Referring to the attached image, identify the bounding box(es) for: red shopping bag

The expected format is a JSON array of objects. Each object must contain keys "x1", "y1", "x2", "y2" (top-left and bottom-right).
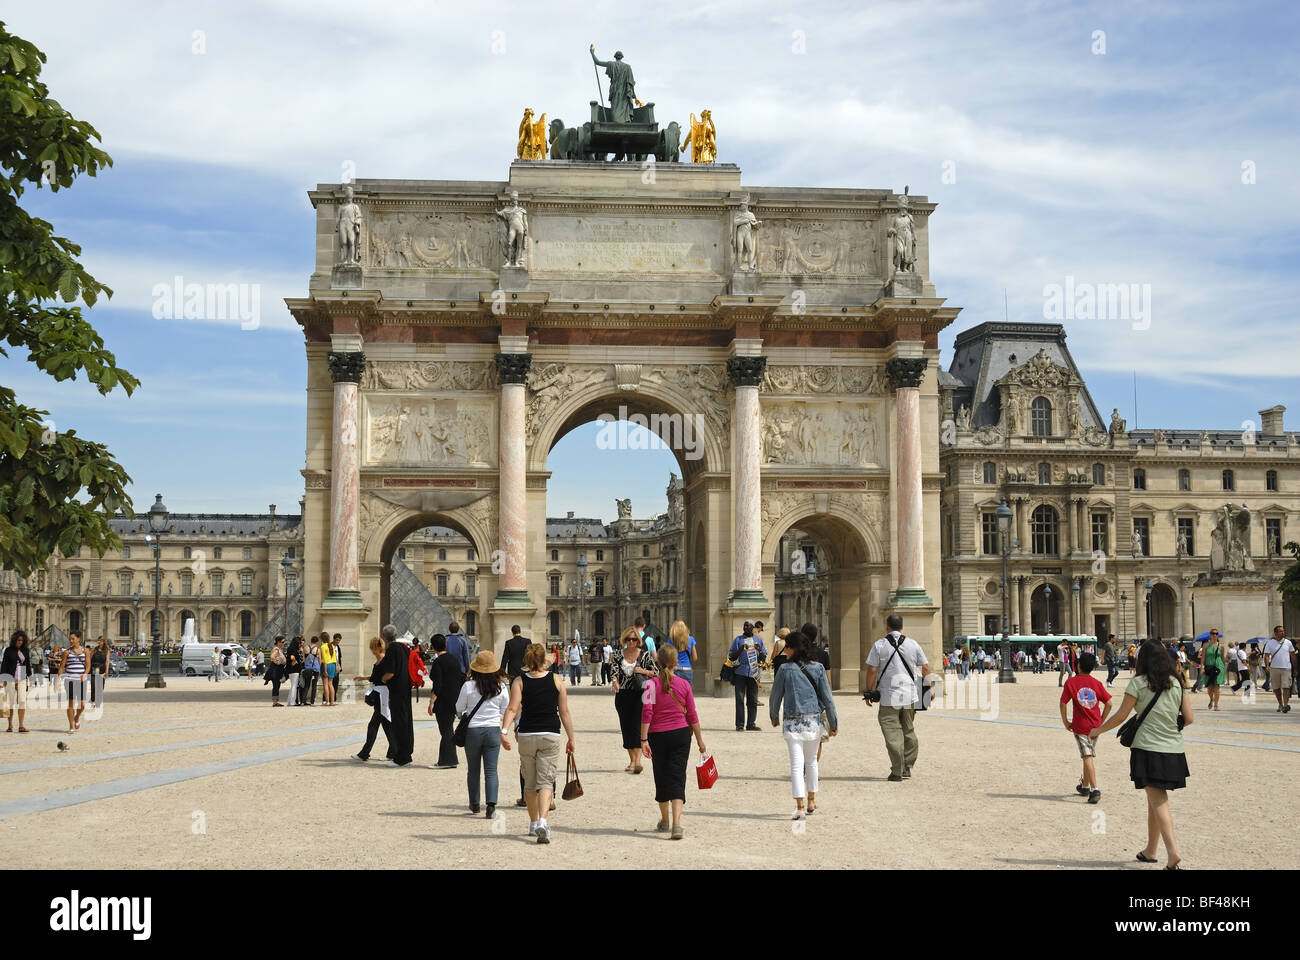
[{"x1": 695, "y1": 753, "x2": 718, "y2": 790}]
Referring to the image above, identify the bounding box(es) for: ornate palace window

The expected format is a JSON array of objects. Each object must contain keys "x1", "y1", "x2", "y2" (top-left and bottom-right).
[
  {"x1": 1031, "y1": 505, "x2": 1059, "y2": 556},
  {"x1": 1031, "y1": 396, "x2": 1052, "y2": 437}
]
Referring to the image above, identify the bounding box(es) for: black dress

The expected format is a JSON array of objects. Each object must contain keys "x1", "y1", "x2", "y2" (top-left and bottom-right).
[
  {"x1": 613, "y1": 653, "x2": 655, "y2": 750},
  {"x1": 381, "y1": 642, "x2": 414, "y2": 764}
]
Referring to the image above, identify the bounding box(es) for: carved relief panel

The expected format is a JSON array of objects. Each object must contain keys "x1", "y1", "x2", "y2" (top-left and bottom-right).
[
  {"x1": 761, "y1": 401, "x2": 885, "y2": 468},
  {"x1": 367, "y1": 211, "x2": 498, "y2": 271},
  {"x1": 757, "y1": 219, "x2": 879, "y2": 277},
  {"x1": 365, "y1": 397, "x2": 497, "y2": 467}
]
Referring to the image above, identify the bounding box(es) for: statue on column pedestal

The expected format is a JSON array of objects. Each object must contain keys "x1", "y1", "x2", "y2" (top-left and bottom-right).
[
  {"x1": 495, "y1": 190, "x2": 529, "y2": 268},
  {"x1": 732, "y1": 195, "x2": 762, "y2": 273},
  {"x1": 336, "y1": 184, "x2": 362, "y2": 265}
]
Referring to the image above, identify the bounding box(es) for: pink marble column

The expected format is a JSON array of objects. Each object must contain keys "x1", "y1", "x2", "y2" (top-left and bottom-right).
[
  {"x1": 325, "y1": 350, "x2": 365, "y2": 603},
  {"x1": 495, "y1": 353, "x2": 532, "y2": 598},
  {"x1": 727, "y1": 355, "x2": 766, "y2": 599},
  {"x1": 887, "y1": 356, "x2": 928, "y2": 599}
]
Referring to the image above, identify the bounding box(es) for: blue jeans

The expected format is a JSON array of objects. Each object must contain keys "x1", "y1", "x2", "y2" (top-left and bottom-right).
[
  {"x1": 677, "y1": 668, "x2": 694, "y2": 687},
  {"x1": 464, "y1": 726, "x2": 501, "y2": 807},
  {"x1": 568, "y1": 665, "x2": 582, "y2": 685}
]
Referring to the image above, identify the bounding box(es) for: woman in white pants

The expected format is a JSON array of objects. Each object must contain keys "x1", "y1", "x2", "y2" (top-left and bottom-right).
[{"x1": 768, "y1": 631, "x2": 837, "y2": 819}]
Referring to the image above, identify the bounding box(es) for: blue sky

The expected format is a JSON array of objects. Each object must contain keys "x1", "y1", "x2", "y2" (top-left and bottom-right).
[{"x1": 3, "y1": 0, "x2": 1297, "y2": 522}]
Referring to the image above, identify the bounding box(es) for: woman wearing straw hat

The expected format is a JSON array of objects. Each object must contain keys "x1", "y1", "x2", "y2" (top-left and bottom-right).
[{"x1": 457, "y1": 649, "x2": 512, "y2": 818}]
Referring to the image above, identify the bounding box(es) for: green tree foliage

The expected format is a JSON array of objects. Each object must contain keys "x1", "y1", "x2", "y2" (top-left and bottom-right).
[{"x1": 0, "y1": 22, "x2": 137, "y2": 576}]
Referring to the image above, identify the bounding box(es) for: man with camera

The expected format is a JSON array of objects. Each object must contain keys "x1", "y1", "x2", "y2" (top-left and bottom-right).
[{"x1": 863, "y1": 613, "x2": 932, "y2": 782}]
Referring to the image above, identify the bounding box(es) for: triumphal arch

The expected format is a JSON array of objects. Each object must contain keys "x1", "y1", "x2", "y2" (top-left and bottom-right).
[{"x1": 289, "y1": 105, "x2": 958, "y2": 690}]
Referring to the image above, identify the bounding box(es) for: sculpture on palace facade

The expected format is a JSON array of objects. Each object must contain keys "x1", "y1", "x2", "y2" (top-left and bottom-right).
[
  {"x1": 495, "y1": 190, "x2": 529, "y2": 267},
  {"x1": 1130, "y1": 527, "x2": 1144, "y2": 559},
  {"x1": 516, "y1": 108, "x2": 548, "y2": 160},
  {"x1": 955, "y1": 404, "x2": 972, "y2": 431},
  {"x1": 616, "y1": 498, "x2": 632, "y2": 520},
  {"x1": 681, "y1": 110, "x2": 716, "y2": 163},
  {"x1": 336, "y1": 184, "x2": 363, "y2": 265},
  {"x1": 1066, "y1": 397, "x2": 1081, "y2": 435},
  {"x1": 1209, "y1": 503, "x2": 1255, "y2": 575},
  {"x1": 732, "y1": 195, "x2": 762, "y2": 273},
  {"x1": 590, "y1": 46, "x2": 639, "y2": 123},
  {"x1": 887, "y1": 187, "x2": 917, "y2": 275},
  {"x1": 1109, "y1": 407, "x2": 1127, "y2": 436}
]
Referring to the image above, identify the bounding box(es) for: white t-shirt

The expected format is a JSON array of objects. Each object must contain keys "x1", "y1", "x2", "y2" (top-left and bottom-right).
[
  {"x1": 566, "y1": 645, "x2": 583, "y2": 665},
  {"x1": 865, "y1": 633, "x2": 928, "y2": 708},
  {"x1": 1037, "y1": 647, "x2": 1045, "y2": 661},
  {"x1": 454, "y1": 679, "x2": 511, "y2": 728},
  {"x1": 1236, "y1": 647, "x2": 1248, "y2": 668},
  {"x1": 602, "y1": 644, "x2": 613, "y2": 663},
  {"x1": 1265, "y1": 637, "x2": 1295, "y2": 669}
]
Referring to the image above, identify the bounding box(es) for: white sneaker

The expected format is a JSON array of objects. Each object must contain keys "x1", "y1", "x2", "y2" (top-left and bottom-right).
[{"x1": 528, "y1": 821, "x2": 538, "y2": 837}]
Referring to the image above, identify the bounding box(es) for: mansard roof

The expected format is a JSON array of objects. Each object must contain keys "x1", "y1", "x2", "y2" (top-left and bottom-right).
[{"x1": 947, "y1": 321, "x2": 1103, "y2": 431}]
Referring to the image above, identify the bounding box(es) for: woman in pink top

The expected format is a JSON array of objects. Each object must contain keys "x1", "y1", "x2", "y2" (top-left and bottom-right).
[{"x1": 640, "y1": 644, "x2": 707, "y2": 840}]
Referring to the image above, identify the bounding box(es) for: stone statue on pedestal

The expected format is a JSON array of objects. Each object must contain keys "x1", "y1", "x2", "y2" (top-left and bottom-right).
[
  {"x1": 732, "y1": 196, "x2": 761, "y2": 273},
  {"x1": 336, "y1": 185, "x2": 362, "y2": 265},
  {"x1": 1209, "y1": 503, "x2": 1254, "y2": 576},
  {"x1": 616, "y1": 498, "x2": 632, "y2": 520},
  {"x1": 495, "y1": 190, "x2": 529, "y2": 267},
  {"x1": 887, "y1": 187, "x2": 917, "y2": 276},
  {"x1": 1109, "y1": 408, "x2": 1127, "y2": 436}
]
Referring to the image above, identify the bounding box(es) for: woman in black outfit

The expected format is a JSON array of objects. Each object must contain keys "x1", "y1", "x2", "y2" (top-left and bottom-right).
[
  {"x1": 284, "y1": 636, "x2": 304, "y2": 707},
  {"x1": 353, "y1": 636, "x2": 391, "y2": 761},
  {"x1": 610, "y1": 627, "x2": 658, "y2": 774}
]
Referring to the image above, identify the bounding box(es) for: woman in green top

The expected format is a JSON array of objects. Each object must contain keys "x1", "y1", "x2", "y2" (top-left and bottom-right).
[
  {"x1": 1199, "y1": 629, "x2": 1225, "y2": 711},
  {"x1": 1092, "y1": 640, "x2": 1195, "y2": 870}
]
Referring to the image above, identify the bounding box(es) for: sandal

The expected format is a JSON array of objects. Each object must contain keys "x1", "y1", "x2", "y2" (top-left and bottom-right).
[
  {"x1": 17, "y1": 728, "x2": 28, "y2": 733},
  {"x1": 632, "y1": 766, "x2": 644, "y2": 774},
  {"x1": 1135, "y1": 851, "x2": 1158, "y2": 863},
  {"x1": 1164, "y1": 861, "x2": 1182, "y2": 870}
]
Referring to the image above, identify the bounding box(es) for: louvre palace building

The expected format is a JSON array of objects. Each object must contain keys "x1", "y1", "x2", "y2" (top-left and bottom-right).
[{"x1": 3, "y1": 320, "x2": 1296, "y2": 654}]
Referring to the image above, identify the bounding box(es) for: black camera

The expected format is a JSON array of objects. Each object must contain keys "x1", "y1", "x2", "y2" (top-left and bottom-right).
[{"x1": 862, "y1": 688, "x2": 881, "y2": 703}]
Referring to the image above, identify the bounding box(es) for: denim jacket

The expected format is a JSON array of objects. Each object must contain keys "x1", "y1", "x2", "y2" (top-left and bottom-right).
[{"x1": 769, "y1": 659, "x2": 837, "y2": 731}]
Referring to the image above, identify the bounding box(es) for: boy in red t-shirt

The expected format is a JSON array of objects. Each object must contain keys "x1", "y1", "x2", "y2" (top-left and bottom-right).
[{"x1": 1059, "y1": 652, "x2": 1112, "y2": 803}]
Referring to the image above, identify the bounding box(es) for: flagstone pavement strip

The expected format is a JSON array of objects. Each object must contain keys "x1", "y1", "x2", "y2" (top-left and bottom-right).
[{"x1": 932, "y1": 712, "x2": 1300, "y2": 753}]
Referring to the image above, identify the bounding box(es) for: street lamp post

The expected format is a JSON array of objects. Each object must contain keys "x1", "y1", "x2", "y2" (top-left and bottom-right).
[
  {"x1": 1120, "y1": 592, "x2": 1128, "y2": 648},
  {"x1": 1144, "y1": 577, "x2": 1154, "y2": 641},
  {"x1": 144, "y1": 494, "x2": 168, "y2": 688},
  {"x1": 1044, "y1": 582, "x2": 1054, "y2": 636},
  {"x1": 996, "y1": 499, "x2": 1016, "y2": 683},
  {"x1": 576, "y1": 554, "x2": 588, "y2": 640},
  {"x1": 280, "y1": 552, "x2": 293, "y2": 636},
  {"x1": 132, "y1": 589, "x2": 140, "y2": 655},
  {"x1": 1072, "y1": 577, "x2": 1082, "y2": 637}
]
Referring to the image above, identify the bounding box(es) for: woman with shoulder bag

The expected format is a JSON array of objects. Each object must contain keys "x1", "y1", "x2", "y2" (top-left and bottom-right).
[
  {"x1": 640, "y1": 643, "x2": 706, "y2": 840},
  {"x1": 456, "y1": 651, "x2": 512, "y2": 817},
  {"x1": 501, "y1": 643, "x2": 576, "y2": 845},
  {"x1": 769, "y1": 630, "x2": 838, "y2": 819},
  {"x1": 268, "y1": 636, "x2": 287, "y2": 707},
  {"x1": 611, "y1": 627, "x2": 657, "y2": 774},
  {"x1": 1091, "y1": 640, "x2": 1194, "y2": 870}
]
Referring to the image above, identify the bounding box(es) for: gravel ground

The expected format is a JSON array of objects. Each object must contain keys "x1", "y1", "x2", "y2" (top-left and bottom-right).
[{"x1": 0, "y1": 671, "x2": 1293, "y2": 869}]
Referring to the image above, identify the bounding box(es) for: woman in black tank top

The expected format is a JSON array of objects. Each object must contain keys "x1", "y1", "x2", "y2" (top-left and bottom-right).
[{"x1": 502, "y1": 643, "x2": 576, "y2": 845}]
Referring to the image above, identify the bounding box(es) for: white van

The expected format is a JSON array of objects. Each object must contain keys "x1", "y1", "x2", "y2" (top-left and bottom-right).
[{"x1": 180, "y1": 642, "x2": 250, "y2": 676}]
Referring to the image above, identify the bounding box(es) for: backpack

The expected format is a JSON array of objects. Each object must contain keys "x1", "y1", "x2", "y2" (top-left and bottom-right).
[{"x1": 408, "y1": 646, "x2": 427, "y2": 687}]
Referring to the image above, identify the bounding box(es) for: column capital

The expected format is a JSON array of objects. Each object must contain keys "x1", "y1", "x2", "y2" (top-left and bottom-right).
[
  {"x1": 495, "y1": 352, "x2": 533, "y2": 384},
  {"x1": 726, "y1": 355, "x2": 767, "y2": 387},
  {"x1": 326, "y1": 351, "x2": 366, "y2": 383},
  {"x1": 886, "y1": 356, "x2": 928, "y2": 389}
]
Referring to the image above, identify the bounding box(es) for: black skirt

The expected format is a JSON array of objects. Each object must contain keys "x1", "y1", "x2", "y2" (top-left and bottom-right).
[
  {"x1": 647, "y1": 725, "x2": 692, "y2": 803},
  {"x1": 1130, "y1": 748, "x2": 1189, "y2": 791},
  {"x1": 615, "y1": 685, "x2": 643, "y2": 750}
]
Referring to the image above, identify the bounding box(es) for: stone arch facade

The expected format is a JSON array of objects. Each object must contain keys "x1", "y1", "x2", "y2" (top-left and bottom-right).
[{"x1": 291, "y1": 162, "x2": 955, "y2": 687}]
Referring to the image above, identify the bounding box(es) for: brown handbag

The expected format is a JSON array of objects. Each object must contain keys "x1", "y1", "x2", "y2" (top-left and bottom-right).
[{"x1": 561, "y1": 753, "x2": 584, "y2": 800}]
